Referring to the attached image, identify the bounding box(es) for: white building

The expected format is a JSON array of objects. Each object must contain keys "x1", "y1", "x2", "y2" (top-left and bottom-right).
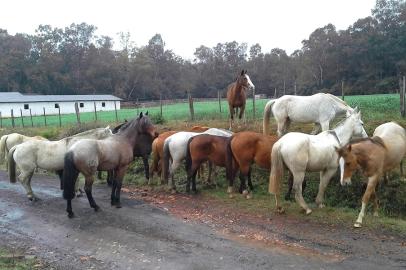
[{"x1": 0, "y1": 92, "x2": 121, "y2": 117}]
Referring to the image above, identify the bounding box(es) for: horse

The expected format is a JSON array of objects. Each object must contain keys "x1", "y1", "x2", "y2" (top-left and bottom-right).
[
  {"x1": 0, "y1": 133, "x2": 48, "y2": 169},
  {"x1": 149, "y1": 126, "x2": 211, "y2": 185},
  {"x1": 162, "y1": 128, "x2": 233, "y2": 192},
  {"x1": 269, "y1": 109, "x2": 367, "y2": 215},
  {"x1": 63, "y1": 112, "x2": 158, "y2": 218},
  {"x1": 8, "y1": 127, "x2": 112, "y2": 201},
  {"x1": 336, "y1": 122, "x2": 406, "y2": 228},
  {"x1": 263, "y1": 93, "x2": 355, "y2": 137},
  {"x1": 185, "y1": 134, "x2": 233, "y2": 193},
  {"x1": 226, "y1": 70, "x2": 255, "y2": 130}
]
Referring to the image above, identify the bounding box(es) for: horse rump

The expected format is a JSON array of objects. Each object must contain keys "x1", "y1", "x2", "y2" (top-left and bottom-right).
[{"x1": 63, "y1": 151, "x2": 80, "y2": 200}]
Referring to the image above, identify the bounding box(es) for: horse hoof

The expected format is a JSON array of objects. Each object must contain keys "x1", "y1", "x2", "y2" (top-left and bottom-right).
[
  {"x1": 94, "y1": 205, "x2": 100, "y2": 212},
  {"x1": 305, "y1": 209, "x2": 312, "y2": 215},
  {"x1": 229, "y1": 194, "x2": 234, "y2": 199},
  {"x1": 68, "y1": 212, "x2": 75, "y2": 219},
  {"x1": 276, "y1": 207, "x2": 285, "y2": 214},
  {"x1": 227, "y1": 187, "x2": 233, "y2": 194},
  {"x1": 354, "y1": 222, "x2": 362, "y2": 228},
  {"x1": 245, "y1": 193, "x2": 252, "y2": 200},
  {"x1": 318, "y1": 203, "x2": 325, "y2": 209},
  {"x1": 242, "y1": 190, "x2": 249, "y2": 196},
  {"x1": 115, "y1": 203, "x2": 122, "y2": 208}
]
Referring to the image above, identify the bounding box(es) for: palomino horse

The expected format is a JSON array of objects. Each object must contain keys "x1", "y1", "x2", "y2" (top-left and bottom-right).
[
  {"x1": 263, "y1": 93, "x2": 355, "y2": 137},
  {"x1": 185, "y1": 134, "x2": 233, "y2": 193},
  {"x1": 8, "y1": 127, "x2": 112, "y2": 200},
  {"x1": 162, "y1": 128, "x2": 233, "y2": 192},
  {"x1": 337, "y1": 122, "x2": 406, "y2": 228},
  {"x1": 63, "y1": 113, "x2": 158, "y2": 218},
  {"x1": 149, "y1": 126, "x2": 210, "y2": 185},
  {"x1": 0, "y1": 133, "x2": 48, "y2": 169},
  {"x1": 225, "y1": 131, "x2": 306, "y2": 199},
  {"x1": 269, "y1": 109, "x2": 368, "y2": 214},
  {"x1": 226, "y1": 70, "x2": 255, "y2": 129}
]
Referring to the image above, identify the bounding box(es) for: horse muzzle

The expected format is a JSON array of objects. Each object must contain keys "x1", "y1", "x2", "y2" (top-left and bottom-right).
[{"x1": 340, "y1": 177, "x2": 352, "y2": 186}]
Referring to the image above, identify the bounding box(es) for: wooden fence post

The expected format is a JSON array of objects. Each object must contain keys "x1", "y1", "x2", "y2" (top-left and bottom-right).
[
  {"x1": 294, "y1": 81, "x2": 297, "y2": 95},
  {"x1": 114, "y1": 101, "x2": 118, "y2": 123},
  {"x1": 341, "y1": 80, "x2": 345, "y2": 101},
  {"x1": 252, "y1": 87, "x2": 256, "y2": 119},
  {"x1": 136, "y1": 98, "x2": 139, "y2": 115},
  {"x1": 43, "y1": 107, "x2": 47, "y2": 126},
  {"x1": 29, "y1": 109, "x2": 33, "y2": 127},
  {"x1": 0, "y1": 111, "x2": 2, "y2": 128},
  {"x1": 58, "y1": 106, "x2": 62, "y2": 127},
  {"x1": 74, "y1": 102, "x2": 81, "y2": 125},
  {"x1": 218, "y1": 91, "x2": 222, "y2": 113},
  {"x1": 11, "y1": 109, "x2": 15, "y2": 128},
  {"x1": 188, "y1": 93, "x2": 195, "y2": 121},
  {"x1": 402, "y1": 76, "x2": 406, "y2": 118},
  {"x1": 274, "y1": 88, "x2": 277, "y2": 98},
  {"x1": 160, "y1": 94, "x2": 163, "y2": 117},
  {"x1": 20, "y1": 109, "x2": 24, "y2": 127},
  {"x1": 93, "y1": 102, "x2": 98, "y2": 121}
]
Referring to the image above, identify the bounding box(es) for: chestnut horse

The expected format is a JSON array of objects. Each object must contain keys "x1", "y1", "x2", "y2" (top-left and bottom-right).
[
  {"x1": 63, "y1": 112, "x2": 158, "y2": 218},
  {"x1": 336, "y1": 122, "x2": 406, "y2": 228},
  {"x1": 225, "y1": 131, "x2": 305, "y2": 199},
  {"x1": 226, "y1": 70, "x2": 255, "y2": 129},
  {"x1": 185, "y1": 134, "x2": 232, "y2": 193}
]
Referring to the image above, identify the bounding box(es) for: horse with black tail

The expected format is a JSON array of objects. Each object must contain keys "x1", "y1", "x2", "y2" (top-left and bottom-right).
[{"x1": 63, "y1": 112, "x2": 158, "y2": 218}]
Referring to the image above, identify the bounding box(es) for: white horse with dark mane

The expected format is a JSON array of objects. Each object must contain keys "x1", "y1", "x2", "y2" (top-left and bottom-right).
[
  {"x1": 268, "y1": 109, "x2": 367, "y2": 215},
  {"x1": 162, "y1": 128, "x2": 233, "y2": 191},
  {"x1": 8, "y1": 127, "x2": 112, "y2": 200},
  {"x1": 263, "y1": 93, "x2": 355, "y2": 137}
]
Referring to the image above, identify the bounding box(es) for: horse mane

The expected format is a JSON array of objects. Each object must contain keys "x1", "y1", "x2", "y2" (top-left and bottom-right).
[
  {"x1": 323, "y1": 93, "x2": 349, "y2": 106},
  {"x1": 69, "y1": 127, "x2": 106, "y2": 138},
  {"x1": 349, "y1": 136, "x2": 386, "y2": 148}
]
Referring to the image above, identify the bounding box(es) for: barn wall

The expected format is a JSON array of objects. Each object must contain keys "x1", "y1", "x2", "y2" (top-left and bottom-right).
[{"x1": 0, "y1": 100, "x2": 120, "y2": 117}]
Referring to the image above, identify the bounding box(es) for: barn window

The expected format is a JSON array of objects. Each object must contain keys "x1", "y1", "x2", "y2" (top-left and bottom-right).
[
  {"x1": 55, "y1": 103, "x2": 59, "y2": 108},
  {"x1": 24, "y1": 104, "x2": 29, "y2": 109},
  {"x1": 102, "y1": 102, "x2": 106, "y2": 107},
  {"x1": 80, "y1": 102, "x2": 84, "y2": 108}
]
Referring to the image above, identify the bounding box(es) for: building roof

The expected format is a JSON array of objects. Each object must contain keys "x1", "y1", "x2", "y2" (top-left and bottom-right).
[{"x1": 0, "y1": 92, "x2": 122, "y2": 103}]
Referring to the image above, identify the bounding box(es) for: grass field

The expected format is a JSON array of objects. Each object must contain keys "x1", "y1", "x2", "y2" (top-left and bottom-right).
[{"x1": 1, "y1": 93, "x2": 403, "y2": 128}]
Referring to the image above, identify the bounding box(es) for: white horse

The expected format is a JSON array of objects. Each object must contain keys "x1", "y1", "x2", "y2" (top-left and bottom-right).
[
  {"x1": 0, "y1": 133, "x2": 48, "y2": 169},
  {"x1": 269, "y1": 109, "x2": 367, "y2": 214},
  {"x1": 162, "y1": 128, "x2": 233, "y2": 191},
  {"x1": 8, "y1": 127, "x2": 112, "y2": 200},
  {"x1": 263, "y1": 93, "x2": 355, "y2": 137}
]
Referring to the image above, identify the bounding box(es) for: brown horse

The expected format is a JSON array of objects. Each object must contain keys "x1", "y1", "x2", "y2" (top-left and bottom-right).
[
  {"x1": 62, "y1": 112, "x2": 158, "y2": 218},
  {"x1": 336, "y1": 122, "x2": 406, "y2": 228},
  {"x1": 226, "y1": 131, "x2": 305, "y2": 199},
  {"x1": 226, "y1": 70, "x2": 255, "y2": 129},
  {"x1": 185, "y1": 134, "x2": 232, "y2": 193}
]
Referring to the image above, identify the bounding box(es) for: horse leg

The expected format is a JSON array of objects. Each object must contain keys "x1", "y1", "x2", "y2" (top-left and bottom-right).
[
  {"x1": 107, "y1": 170, "x2": 114, "y2": 187},
  {"x1": 371, "y1": 191, "x2": 379, "y2": 217},
  {"x1": 143, "y1": 156, "x2": 149, "y2": 184},
  {"x1": 20, "y1": 170, "x2": 36, "y2": 201},
  {"x1": 315, "y1": 168, "x2": 336, "y2": 208},
  {"x1": 74, "y1": 175, "x2": 84, "y2": 197},
  {"x1": 66, "y1": 199, "x2": 74, "y2": 218},
  {"x1": 56, "y1": 170, "x2": 64, "y2": 190},
  {"x1": 293, "y1": 172, "x2": 312, "y2": 215},
  {"x1": 84, "y1": 175, "x2": 99, "y2": 211},
  {"x1": 169, "y1": 159, "x2": 181, "y2": 193},
  {"x1": 354, "y1": 175, "x2": 379, "y2": 228},
  {"x1": 113, "y1": 168, "x2": 127, "y2": 208},
  {"x1": 239, "y1": 104, "x2": 246, "y2": 124},
  {"x1": 229, "y1": 106, "x2": 235, "y2": 130}
]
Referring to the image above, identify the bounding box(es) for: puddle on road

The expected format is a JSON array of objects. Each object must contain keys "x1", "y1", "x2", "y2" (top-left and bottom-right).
[{"x1": 0, "y1": 180, "x2": 61, "y2": 198}]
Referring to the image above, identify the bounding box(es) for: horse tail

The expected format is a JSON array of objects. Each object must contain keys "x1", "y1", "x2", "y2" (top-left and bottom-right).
[
  {"x1": 162, "y1": 139, "x2": 171, "y2": 182},
  {"x1": 225, "y1": 136, "x2": 236, "y2": 185},
  {"x1": 0, "y1": 135, "x2": 8, "y2": 163},
  {"x1": 269, "y1": 141, "x2": 284, "y2": 195},
  {"x1": 149, "y1": 139, "x2": 159, "y2": 178},
  {"x1": 185, "y1": 137, "x2": 194, "y2": 176},
  {"x1": 63, "y1": 151, "x2": 79, "y2": 200},
  {"x1": 263, "y1": 99, "x2": 276, "y2": 135},
  {"x1": 8, "y1": 146, "x2": 17, "y2": 183}
]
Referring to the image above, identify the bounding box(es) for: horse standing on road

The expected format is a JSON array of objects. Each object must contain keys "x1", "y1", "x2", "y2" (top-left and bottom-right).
[
  {"x1": 337, "y1": 122, "x2": 406, "y2": 228},
  {"x1": 226, "y1": 70, "x2": 255, "y2": 130},
  {"x1": 63, "y1": 113, "x2": 158, "y2": 218}
]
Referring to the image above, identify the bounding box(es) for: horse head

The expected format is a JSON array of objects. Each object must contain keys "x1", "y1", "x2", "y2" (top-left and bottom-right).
[
  {"x1": 137, "y1": 112, "x2": 159, "y2": 139},
  {"x1": 349, "y1": 109, "x2": 368, "y2": 138},
  {"x1": 237, "y1": 70, "x2": 255, "y2": 90},
  {"x1": 336, "y1": 145, "x2": 357, "y2": 186}
]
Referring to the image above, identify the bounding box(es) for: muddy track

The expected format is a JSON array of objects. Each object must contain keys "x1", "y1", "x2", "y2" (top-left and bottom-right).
[{"x1": 0, "y1": 170, "x2": 404, "y2": 269}]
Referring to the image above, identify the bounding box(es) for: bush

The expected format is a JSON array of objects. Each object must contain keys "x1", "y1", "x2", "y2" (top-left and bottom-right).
[{"x1": 150, "y1": 113, "x2": 166, "y2": 125}]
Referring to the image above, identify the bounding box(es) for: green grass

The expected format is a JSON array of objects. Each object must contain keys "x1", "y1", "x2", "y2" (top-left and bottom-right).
[{"x1": 0, "y1": 247, "x2": 40, "y2": 269}]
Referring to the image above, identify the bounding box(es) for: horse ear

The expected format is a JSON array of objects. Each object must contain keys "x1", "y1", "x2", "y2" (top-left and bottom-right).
[
  {"x1": 240, "y1": 70, "x2": 244, "y2": 76},
  {"x1": 146, "y1": 111, "x2": 149, "y2": 116},
  {"x1": 105, "y1": 125, "x2": 110, "y2": 130},
  {"x1": 245, "y1": 70, "x2": 248, "y2": 74},
  {"x1": 354, "y1": 106, "x2": 359, "y2": 113},
  {"x1": 346, "y1": 144, "x2": 352, "y2": 152},
  {"x1": 139, "y1": 112, "x2": 143, "y2": 118},
  {"x1": 334, "y1": 146, "x2": 340, "y2": 153}
]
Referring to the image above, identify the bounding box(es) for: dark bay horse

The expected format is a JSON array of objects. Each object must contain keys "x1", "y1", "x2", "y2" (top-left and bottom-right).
[
  {"x1": 226, "y1": 70, "x2": 255, "y2": 129},
  {"x1": 185, "y1": 134, "x2": 232, "y2": 193},
  {"x1": 62, "y1": 112, "x2": 158, "y2": 218}
]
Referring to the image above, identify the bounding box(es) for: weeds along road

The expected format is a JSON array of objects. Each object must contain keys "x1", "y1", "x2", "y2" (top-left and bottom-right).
[{"x1": 0, "y1": 170, "x2": 404, "y2": 270}]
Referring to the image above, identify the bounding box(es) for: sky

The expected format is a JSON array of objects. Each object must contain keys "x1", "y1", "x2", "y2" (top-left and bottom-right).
[{"x1": 1, "y1": 0, "x2": 376, "y2": 60}]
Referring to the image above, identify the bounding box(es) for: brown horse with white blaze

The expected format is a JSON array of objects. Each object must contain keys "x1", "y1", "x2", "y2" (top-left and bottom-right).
[
  {"x1": 62, "y1": 112, "x2": 158, "y2": 218},
  {"x1": 226, "y1": 70, "x2": 255, "y2": 129},
  {"x1": 336, "y1": 122, "x2": 406, "y2": 228}
]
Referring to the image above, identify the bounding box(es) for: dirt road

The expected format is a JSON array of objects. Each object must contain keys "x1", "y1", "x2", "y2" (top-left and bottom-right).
[{"x1": 0, "y1": 171, "x2": 405, "y2": 269}]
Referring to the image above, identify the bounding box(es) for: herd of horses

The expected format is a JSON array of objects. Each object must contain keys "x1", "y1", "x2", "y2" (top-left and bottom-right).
[{"x1": 0, "y1": 70, "x2": 405, "y2": 228}]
